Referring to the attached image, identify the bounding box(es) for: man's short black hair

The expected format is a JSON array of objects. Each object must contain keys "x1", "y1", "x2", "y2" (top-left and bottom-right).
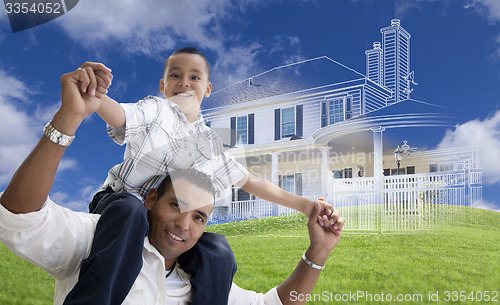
[
  {"x1": 163, "y1": 47, "x2": 211, "y2": 80},
  {"x1": 156, "y1": 169, "x2": 215, "y2": 200}
]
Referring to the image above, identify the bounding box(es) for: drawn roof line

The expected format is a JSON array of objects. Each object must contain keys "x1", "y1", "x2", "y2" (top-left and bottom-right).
[
  {"x1": 210, "y1": 55, "x2": 366, "y2": 95},
  {"x1": 404, "y1": 98, "x2": 451, "y2": 111}
]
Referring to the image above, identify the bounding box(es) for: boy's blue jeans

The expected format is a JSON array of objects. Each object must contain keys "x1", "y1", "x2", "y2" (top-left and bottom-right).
[{"x1": 63, "y1": 187, "x2": 236, "y2": 305}]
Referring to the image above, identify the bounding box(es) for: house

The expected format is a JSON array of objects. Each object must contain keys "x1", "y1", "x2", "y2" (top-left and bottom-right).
[{"x1": 202, "y1": 20, "x2": 482, "y2": 230}]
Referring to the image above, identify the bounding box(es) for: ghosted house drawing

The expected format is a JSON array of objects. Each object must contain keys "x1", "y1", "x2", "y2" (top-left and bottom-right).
[{"x1": 203, "y1": 19, "x2": 482, "y2": 231}]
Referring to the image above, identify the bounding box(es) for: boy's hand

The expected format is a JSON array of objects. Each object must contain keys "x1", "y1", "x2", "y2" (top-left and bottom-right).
[
  {"x1": 313, "y1": 198, "x2": 341, "y2": 232},
  {"x1": 59, "y1": 62, "x2": 113, "y2": 125},
  {"x1": 77, "y1": 62, "x2": 113, "y2": 98}
]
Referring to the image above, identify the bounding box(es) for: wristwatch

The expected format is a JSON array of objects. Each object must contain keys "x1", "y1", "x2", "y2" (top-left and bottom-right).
[{"x1": 43, "y1": 120, "x2": 75, "y2": 147}]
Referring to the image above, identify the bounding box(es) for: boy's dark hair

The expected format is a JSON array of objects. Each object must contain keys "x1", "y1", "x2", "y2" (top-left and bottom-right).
[
  {"x1": 163, "y1": 47, "x2": 211, "y2": 80},
  {"x1": 156, "y1": 168, "x2": 215, "y2": 200}
]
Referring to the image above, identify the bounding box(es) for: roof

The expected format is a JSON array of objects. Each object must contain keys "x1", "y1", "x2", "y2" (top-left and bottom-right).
[
  {"x1": 359, "y1": 98, "x2": 453, "y2": 119},
  {"x1": 203, "y1": 56, "x2": 366, "y2": 110},
  {"x1": 311, "y1": 99, "x2": 458, "y2": 145}
]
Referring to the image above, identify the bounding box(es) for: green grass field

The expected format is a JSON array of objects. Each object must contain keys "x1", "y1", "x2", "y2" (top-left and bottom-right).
[{"x1": 1, "y1": 206, "x2": 499, "y2": 304}]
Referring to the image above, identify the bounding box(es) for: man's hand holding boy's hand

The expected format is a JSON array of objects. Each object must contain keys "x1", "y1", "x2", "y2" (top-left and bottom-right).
[{"x1": 56, "y1": 62, "x2": 113, "y2": 134}]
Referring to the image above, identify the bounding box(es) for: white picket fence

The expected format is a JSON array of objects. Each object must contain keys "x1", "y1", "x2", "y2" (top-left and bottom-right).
[
  {"x1": 331, "y1": 170, "x2": 482, "y2": 232},
  {"x1": 213, "y1": 169, "x2": 482, "y2": 232}
]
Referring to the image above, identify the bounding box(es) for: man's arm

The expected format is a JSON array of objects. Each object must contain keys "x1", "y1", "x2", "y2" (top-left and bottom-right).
[
  {"x1": 240, "y1": 173, "x2": 335, "y2": 225},
  {"x1": 275, "y1": 201, "x2": 344, "y2": 305},
  {"x1": 1, "y1": 63, "x2": 112, "y2": 214}
]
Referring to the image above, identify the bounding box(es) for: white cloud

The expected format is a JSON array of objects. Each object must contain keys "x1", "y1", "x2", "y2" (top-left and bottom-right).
[
  {"x1": 51, "y1": 183, "x2": 102, "y2": 212},
  {"x1": 57, "y1": 0, "x2": 232, "y2": 56},
  {"x1": 212, "y1": 42, "x2": 262, "y2": 88},
  {"x1": 58, "y1": 158, "x2": 79, "y2": 171},
  {"x1": 50, "y1": 191, "x2": 89, "y2": 212},
  {"x1": 469, "y1": 0, "x2": 500, "y2": 23},
  {"x1": 0, "y1": 69, "x2": 78, "y2": 187},
  {"x1": 473, "y1": 198, "x2": 500, "y2": 213},
  {"x1": 437, "y1": 110, "x2": 500, "y2": 185},
  {"x1": 0, "y1": 70, "x2": 39, "y2": 185}
]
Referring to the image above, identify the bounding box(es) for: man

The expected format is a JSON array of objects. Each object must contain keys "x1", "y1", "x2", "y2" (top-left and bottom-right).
[{"x1": 0, "y1": 63, "x2": 345, "y2": 304}]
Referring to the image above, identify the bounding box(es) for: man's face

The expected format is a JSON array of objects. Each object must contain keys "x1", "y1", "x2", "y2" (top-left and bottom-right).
[
  {"x1": 145, "y1": 177, "x2": 214, "y2": 268},
  {"x1": 159, "y1": 53, "x2": 212, "y2": 120}
]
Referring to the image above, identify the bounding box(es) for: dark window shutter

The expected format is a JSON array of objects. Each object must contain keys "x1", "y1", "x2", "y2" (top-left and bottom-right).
[
  {"x1": 296, "y1": 105, "x2": 303, "y2": 137},
  {"x1": 295, "y1": 173, "x2": 302, "y2": 196},
  {"x1": 248, "y1": 113, "x2": 254, "y2": 144},
  {"x1": 278, "y1": 175, "x2": 282, "y2": 188},
  {"x1": 321, "y1": 101, "x2": 327, "y2": 127},
  {"x1": 230, "y1": 116, "x2": 236, "y2": 147},
  {"x1": 274, "y1": 109, "x2": 281, "y2": 140}
]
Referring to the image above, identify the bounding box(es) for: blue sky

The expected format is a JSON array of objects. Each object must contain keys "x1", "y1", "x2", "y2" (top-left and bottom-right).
[{"x1": 1, "y1": 0, "x2": 500, "y2": 212}]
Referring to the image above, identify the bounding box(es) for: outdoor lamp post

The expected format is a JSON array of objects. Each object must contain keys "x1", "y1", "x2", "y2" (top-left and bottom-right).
[{"x1": 394, "y1": 145, "x2": 402, "y2": 175}]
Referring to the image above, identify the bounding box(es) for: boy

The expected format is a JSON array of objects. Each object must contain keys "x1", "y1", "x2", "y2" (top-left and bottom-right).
[{"x1": 65, "y1": 48, "x2": 336, "y2": 305}]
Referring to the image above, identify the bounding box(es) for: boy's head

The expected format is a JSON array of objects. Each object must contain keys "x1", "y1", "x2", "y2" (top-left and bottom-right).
[
  {"x1": 160, "y1": 47, "x2": 212, "y2": 122},
  {"x1": 163, "y1": 47, "x2": 210, "y2": 80}
]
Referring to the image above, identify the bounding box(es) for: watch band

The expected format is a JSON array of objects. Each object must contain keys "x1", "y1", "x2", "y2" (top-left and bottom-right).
[
  {"x1": 43, "y1": 120, "x2": 75, "y2": 147},
  {"x1": 302, "y1": 253, "x2": 325, "y2": 270}
]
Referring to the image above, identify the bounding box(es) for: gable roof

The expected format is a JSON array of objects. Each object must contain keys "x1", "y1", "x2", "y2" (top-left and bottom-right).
[{"x1": 203, "y1": 56, "x2": 366, "y2": 110}]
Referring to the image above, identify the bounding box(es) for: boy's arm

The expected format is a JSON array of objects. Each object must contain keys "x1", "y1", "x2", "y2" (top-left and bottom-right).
[
  {"x1": 96, "y1": 95, "x2": 126, "y2": 128},
  {"x1": 239, "y1": 173, "x2": 334, "y2": 223},
  {"x1": 275, "y1": 202, "x2": 344, "y2": 305},
  {"x1": 1, "y1": 63, "x2": 112, "y2": 214}
]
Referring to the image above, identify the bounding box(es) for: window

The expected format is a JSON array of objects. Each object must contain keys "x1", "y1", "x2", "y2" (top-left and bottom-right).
[
  {"x1": 278, "y1": 173, "x2": 302, "y2": 195},
  {"x1": 232, "y1": 188, "x2": 253, "y2": 201},
  {"x1": 391, "y1": 168, "x2": 405, "y2": 175},
  {"x1": 282, "y1": 175, "x2": 295, "y2": 194},
  {"x1": 329, "y1": 98, "x2": 344, "y2": 125},
  {"x1": 430, "y1": 164, "x2": 438, "y2": 173},
  {"x1": 237, "y1": 116, "x2": 248, "y2": 144},
  {"x1": 440, "y1": 164, "x2": 454, "y2": 171},
  {"x1": 231, "y1": 114, "x2": 254, "y2": 145},
  {"x1": 344, "y1": 168, "x2": 353, "y2": 178},
  {"x1": 275, "y1": 106, "x2": 302, "y2": 140},
  {"x1": 281, "y1": 107, "x2": 295, "y2": 137},
  {"x1": 321, "y1": 96, "x2": 349, "y2": 127},
  {"x1": 332, "y1": 170, "x2": 343, "y2": 179}
]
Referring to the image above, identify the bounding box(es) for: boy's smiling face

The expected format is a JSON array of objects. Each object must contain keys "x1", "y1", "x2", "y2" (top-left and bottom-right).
[{"x1": 160, "y1": 53, "x2": 212, "y2": 122}]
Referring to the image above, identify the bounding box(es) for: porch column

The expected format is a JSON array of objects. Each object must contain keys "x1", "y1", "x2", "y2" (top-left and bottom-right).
[
  {"x1": 370, "y1": 126, "x2": 385, "y2": 178},
  {"x1": 270, "y1": 152, "x2": 279, "y2": 216},
  {"x1": 371, "y1": 126, "x2": 385, "y2": 233},
  {"x1": 320, "y1": 146, "x2": 331, "y2": 201}
]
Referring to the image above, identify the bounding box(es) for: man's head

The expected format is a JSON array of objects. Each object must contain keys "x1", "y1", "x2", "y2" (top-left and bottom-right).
[
  {"x1": 159, "y1": 47, "x2": 212, "y2": 122},
  {"x1": 144, "y1": 169, "x2": 215, "y2": 268}
]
